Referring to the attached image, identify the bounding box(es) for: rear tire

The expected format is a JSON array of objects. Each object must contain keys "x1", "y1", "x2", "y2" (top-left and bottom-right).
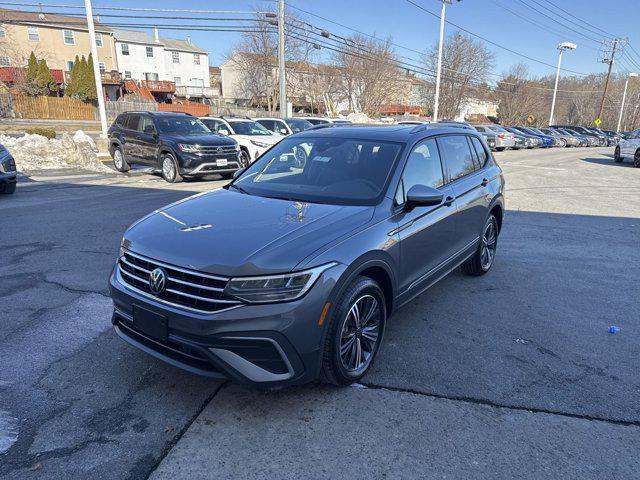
[
  {"x1": 495, "y1": 147, "x2": 505, "y2": 152},
  {"x1": 112, "y1": 146, "x2": 130, "y2": 172},
  {"x1": 614, "y1": 146, "x2": 623, "y2": 163},
  {"x1": 161, "y1": 154, "x2": 183, "y2": 183},
  {"x1": 321, "y1": 276, "x2": 386, "y2": 387},
  {"x1": 462, "y1": 214, "x2": 499, "y2": 276}
]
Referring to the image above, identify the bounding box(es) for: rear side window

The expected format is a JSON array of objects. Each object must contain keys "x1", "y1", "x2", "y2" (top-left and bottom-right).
[
  {"x1": 437, "y1": 135, "x2": 476, "y2": 181},
  {"x1": 469, "y1": 136, "x2": 488, "y2": 168}
]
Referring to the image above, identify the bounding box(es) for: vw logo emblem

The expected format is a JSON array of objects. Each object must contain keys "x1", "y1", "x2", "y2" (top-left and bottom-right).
[
  {"x1": 149, "y1": 268, "x2": 167, "y2": 295},
  {"x1": 215, "y1": 147, "x2": 222, "y2": 153}
]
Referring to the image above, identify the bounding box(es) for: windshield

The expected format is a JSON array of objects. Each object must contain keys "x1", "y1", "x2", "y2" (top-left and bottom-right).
[
  {"x1": 528, "y1": 128, "x2": 545, "y2": 135},
  {"x1": 156, "y1": 117, "x2": 211, "y2": 135},
  {"x1": 230, "y1": 136, "x2": 403, "y2": 206},
  {"x1": 228, "y1": 121, "x2": 272, "y2": 136},
  {"x1": 285, "y1": 118, "x2": 313, "y2": 133}
]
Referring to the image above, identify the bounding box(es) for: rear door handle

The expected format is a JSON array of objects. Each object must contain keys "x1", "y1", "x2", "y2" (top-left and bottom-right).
[
  {"x1": 480, "y1": 178, "x2": 489, "y2": 187},
  {"x1": 444, "y1": 195, "x2": 455, "y2": 206}
]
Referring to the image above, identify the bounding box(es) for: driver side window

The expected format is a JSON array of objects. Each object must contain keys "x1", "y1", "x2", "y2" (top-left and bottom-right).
[{"x1": 396, "y1": 138, "x2": 444, "y2": 204}]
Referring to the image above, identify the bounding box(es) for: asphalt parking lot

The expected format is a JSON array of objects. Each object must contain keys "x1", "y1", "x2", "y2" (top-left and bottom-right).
[{"x1": 1, "y1": 146, "x2": 639, "y2": 479}]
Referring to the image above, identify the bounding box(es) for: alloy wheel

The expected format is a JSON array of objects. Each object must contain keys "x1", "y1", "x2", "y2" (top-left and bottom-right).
[
  {"x1": 240, "y1": 150, "x2": 250, "y2": 168},
  {"x1": 339, "y1": 294, "x2": 382, "y2": 374},
  {"x1": 635, "y1": 151, "x2": 640, "y2": 168},
  {"x1": 480, "y1": 220, "x2": 497, "y2": 270},
  {"x1": 162, "y1": 157, "x2": 175, "y2": 180},
  {"x1": 113, "y1": 150, "x2": 123, "y2": 169}
]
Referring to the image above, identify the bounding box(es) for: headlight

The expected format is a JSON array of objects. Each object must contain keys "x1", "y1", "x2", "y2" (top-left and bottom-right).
[
  {"x1": 233, "y1": 143, "x2": 240, "y2": 151},
  {"x1": 178, "y1": 144, "x2": 200, "y2": 152},
  {"x1": 250, "y1": 140, "x2": 270, "y2": 148},
  {"x1": 224, "y1": 263, "x2": 337, "y2": 303}
]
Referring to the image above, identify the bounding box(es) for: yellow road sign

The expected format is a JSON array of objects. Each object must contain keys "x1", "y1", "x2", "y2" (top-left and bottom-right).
[
  {"x1": 526, "y1": 115, "x2": 535, "y2": 124},
  {"x1": 594, "y1": 118, "x2": 602, "y2": 126}
]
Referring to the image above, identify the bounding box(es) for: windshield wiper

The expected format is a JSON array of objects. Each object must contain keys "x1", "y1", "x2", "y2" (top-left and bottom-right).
[{"x1": 228, "y1": 183, "x2": 249, "y2": 195}]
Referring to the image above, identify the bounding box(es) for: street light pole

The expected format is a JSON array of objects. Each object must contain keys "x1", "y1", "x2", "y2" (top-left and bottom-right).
[
  {"x1": 549, "y1": 42, "x2": 576, "y2": 126},
  {"x1": 616, "y1": 72, "x2": 637, "y2": 132},
  {"x1": 432, "y1": 0, "x2": 450, "y2": 123},
  {"x1": 278, "y1": 0, "x2": 286, "y2": 119},
  {"x1": 84, "y1": 0, "x2": 107, "y2": 138}
]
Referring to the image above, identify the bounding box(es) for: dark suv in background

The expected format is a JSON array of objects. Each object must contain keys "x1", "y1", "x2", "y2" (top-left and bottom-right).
[
  {"x1": 108, "y1": 112, "x2": 241, "y2": 183},
  {"x1": 0, "y1": 143, "x2": 17, "y2": 195},
  {"x1": 110, "y1": 124, "x2": 505, "y2": 387}
]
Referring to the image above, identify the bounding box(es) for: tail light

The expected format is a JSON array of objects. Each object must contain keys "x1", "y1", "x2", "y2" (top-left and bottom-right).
[{"x1": 497, "y1": 133, "x2": 505, "y2": 139}]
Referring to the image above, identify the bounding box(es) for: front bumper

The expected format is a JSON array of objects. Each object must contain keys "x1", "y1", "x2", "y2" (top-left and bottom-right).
[
  {"x1": 176, "y1": 151, "x2": 243, "y2": 176},
  {"x1": 110, "y1": 261, "x2": 346, "y2": 387}
]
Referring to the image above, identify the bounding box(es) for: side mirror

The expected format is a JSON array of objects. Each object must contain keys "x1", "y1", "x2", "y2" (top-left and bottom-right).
[
  {"x1": 218, "y1": 129, "x2": 229, "y2": 136},
  {"x1": 280, "y1": 128, "x2": 288, "y2": 135},
  {"x1": 405, "y1": 184, "x2": 444, "y2": 210}
]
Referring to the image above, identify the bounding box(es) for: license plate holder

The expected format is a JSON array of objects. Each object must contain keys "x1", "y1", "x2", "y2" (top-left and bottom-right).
[
  {"x1": 216, "y1": 159, "x2": 228, "y2": 167},
  {"x1": 132, "y1": 305, "x2": 168, "y2": 343}
]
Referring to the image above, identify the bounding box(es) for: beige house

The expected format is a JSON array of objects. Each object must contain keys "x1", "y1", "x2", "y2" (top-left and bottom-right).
[{"x1": 0, "y1": 8, "x2": 116, "y2": 76}]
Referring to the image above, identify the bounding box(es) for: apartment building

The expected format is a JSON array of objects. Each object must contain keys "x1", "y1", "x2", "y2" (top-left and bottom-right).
[
  {"x1": 112, "y1": 28, "x2": 212, "y2": 98},
  {"x1": 0, "y1": 8, "x2": 116, "y2": 74}
]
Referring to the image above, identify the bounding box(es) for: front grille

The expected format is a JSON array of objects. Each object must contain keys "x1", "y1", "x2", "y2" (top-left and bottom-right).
[
  {"x1": 118, "y1": 250, "x2": 242, "y2": 313},
  {"x1": 195, "y1": 145, "x2": 238, "y2": 156}
]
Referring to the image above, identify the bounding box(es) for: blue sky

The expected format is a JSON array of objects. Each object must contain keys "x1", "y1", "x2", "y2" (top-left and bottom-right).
[{"x1": 49, "y1": 0, "x2": 640, "y2": 78}]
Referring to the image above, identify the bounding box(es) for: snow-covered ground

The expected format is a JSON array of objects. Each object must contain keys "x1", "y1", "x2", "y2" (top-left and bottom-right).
[{"x1": 0, "y1": 130, "x2": 111, "y2": 173}]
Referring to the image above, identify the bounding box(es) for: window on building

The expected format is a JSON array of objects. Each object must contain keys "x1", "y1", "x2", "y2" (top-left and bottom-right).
[
  {"x1": 172, "y1": 51, "x2": 179, "y2": 63},
  {"x1": 0, "y1": 24, "x2": 5, "y2": 39},
  {"x1": 193, "y1": 53, "x2": 200, "y2": 65},
  {"x1": 145, "y1": 72, "x2": 158, "y2": 81},
  {"x1": 63, "y1": 29, "x2": 75, "y2": 45},
  {"x1": 146, "y1": 46, "x2": 153, "y2": 57},
  {"x1": 124, "y1": 71, "x2": 131, "y2": 79},
  {"x1": 0, "y1": 56, "x2": 10, "y2": 67},
  {"x1": 66, "y1": 60, "x2": 74, "y2": 71},
  {"x1": 190, "y1": 78, "x2": 204, "y2": 87},
  {"x1": 27, "y1": 27, "x2": 39, "y2": 41},
  {"x1": 173, "y1": 77, "x2": 181, "y2": 85},
  {"x1": 121, "y1": 43, "x2": 129, "y2": 55},
  {"x1": 98, "y1": 62, "x2": 106, "y2": 74},
  {"x1": 95, "y1": 32, "x2": 103, "y2": 47}
]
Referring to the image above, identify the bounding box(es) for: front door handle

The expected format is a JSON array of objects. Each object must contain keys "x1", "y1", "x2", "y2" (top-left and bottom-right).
[
  {"x1": 480, "y1": 178, "x2": 489, "y2": 187},
  {"x1": 444, "y1": 195, "x2": 455, "y2": 206}
]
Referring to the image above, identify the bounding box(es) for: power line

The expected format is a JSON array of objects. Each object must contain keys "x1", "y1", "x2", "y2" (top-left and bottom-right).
[
  {"x1": 0, "y1": 1, "x2": 269, "y2": 15},
  {"x1": 403, "y1": 0, "x2": 590, "y2": 76},
  {"x1": 538, "y1": 0, "x2": 615, "y2": 39}
]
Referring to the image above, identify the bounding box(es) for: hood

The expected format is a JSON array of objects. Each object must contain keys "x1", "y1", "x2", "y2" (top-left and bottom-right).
[
  {"x1": 232, "y1": 134, "x2": 281, "y2": 146},
  {"x1": 123, "y1": 189, "x2": 373, "y2": 277},
  {"x1": 164, "y1": 134, "x2": 237, "y2": 147}
]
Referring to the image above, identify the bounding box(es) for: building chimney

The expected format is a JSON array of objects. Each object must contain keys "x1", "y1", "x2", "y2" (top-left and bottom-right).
[
  {"x1": 186, "y1": 36, "x2": 191, "y2": 45},
  {"x1": 154, "y1": 26, "x2": 159, "y2": 43}
]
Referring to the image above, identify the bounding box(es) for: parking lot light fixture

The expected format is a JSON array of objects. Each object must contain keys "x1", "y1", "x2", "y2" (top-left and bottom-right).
[
  {"x1": 433, "y1": 0, "x2": 455, "y2": 123},
  {"x1": 617, "y1": 72, "x2": 638, "y2": 133},
  {"x1": 549, "y1": 42, "x2": 577, "y2": 126}
]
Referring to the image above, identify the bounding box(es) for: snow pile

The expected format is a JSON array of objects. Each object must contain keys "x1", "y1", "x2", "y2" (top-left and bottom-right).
[
  {"x1": 0, "y1": 130, "x2": 110, "y2": 173},
  {"x1": 347, "y1": 112, "x2": 371, "y2": 124}
]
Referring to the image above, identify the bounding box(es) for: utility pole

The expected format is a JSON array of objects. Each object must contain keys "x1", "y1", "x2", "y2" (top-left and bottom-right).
[
  {"x1": 549, "y1": 42, "x2": 576, "y2": 126},
  {"x1": 278, "y1": 0, "x2": 286, "y2": 119},
  {"x1": 597, "y1": 38, "x2": 618, "y2": 123},
  {"x1": 433, "y1": 0, "x2": 451, "y2": 123},
  {"x1": 616, "y1": 72, "x2": 638, "y2": 132},
  {"x1": 85, "y1": 0, "x2": 107, "y2": 138}
]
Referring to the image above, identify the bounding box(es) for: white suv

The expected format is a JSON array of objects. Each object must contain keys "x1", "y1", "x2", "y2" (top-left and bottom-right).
[
  {"x1": 615, "y1": 129, "x2": 640, "y2": 167},
  {"x1": 199, "y1": 117, "x2": 282, "y2": 166}
]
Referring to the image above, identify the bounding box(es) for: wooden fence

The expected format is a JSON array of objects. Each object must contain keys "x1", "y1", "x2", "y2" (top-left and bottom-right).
[
  {"x1": 158, "y1": 102, "x2": 210, "y2": 117},
  {"x1": 12, "y1": 95, "x2": 97, "y2": 120}
]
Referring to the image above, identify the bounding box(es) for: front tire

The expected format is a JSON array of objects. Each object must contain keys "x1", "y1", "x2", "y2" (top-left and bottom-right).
[
  {"x1": 239, "y1": 149, "x2": 250, "y2": 168},
  {"x1": 614, "y1": 146, "x2": 623, "y2": 163},
  {"x1": 634, "y1": 150, "x2": 640, "y2": 168},
  {"x1": 495, "y1": 147, "x2": 505, "y2": 152},
  {"x1": 462, "y1": 214, "x2": 499, "y2": 276},
  {"x1": 112, "y1": 146, "x2": 130, "y2": 172},
  {"x1": 1, "y1": 182, "x2": 16, "y2": 194},
  {"x1": 321, "y1": 277, "x2": 386, "y2": 386},
  {"x1": 161, "y1": 154, "x2": 183, "y2": 183}
]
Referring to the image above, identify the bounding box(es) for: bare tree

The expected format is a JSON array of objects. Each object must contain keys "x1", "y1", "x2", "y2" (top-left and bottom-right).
[
  {"x1": 494, "y1": 64, "x2": 547, "y2": 125},
  {"x1": 226, "y1": 9, "x2": 314, "y2": 112},
  {"x1": 333, "y1": 34, "x2": 404, "y2": 116},
  {"x1": 424, "y1": 32, "x2": 494, "y2": 121}
]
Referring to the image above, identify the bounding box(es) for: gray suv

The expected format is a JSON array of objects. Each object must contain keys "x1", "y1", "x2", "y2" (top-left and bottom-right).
[{"x1": 110, "y1": 125, "x2": 505, "y2": 387}]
